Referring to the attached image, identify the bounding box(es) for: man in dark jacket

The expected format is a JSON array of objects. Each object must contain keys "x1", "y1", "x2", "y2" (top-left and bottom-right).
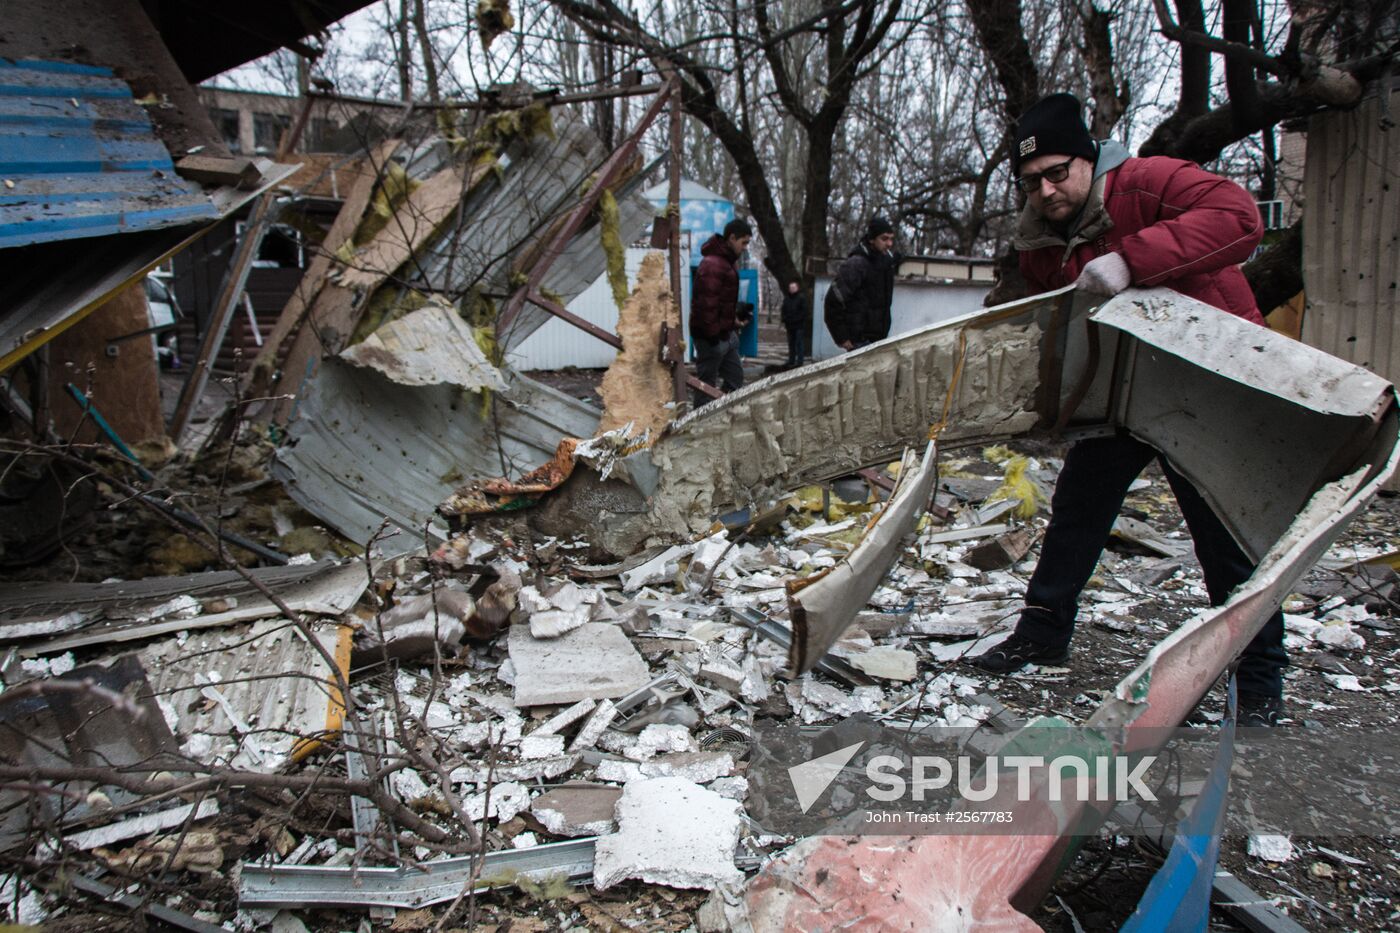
[
  {"x1": 690, "y1": 218, "x2": 752, "y2": 406},
  {"x1": 824, "y1": 217, "x2": 898, "y2": 351},
  {"x1": 781, "y1": 280, "x2": 809, "y2": 367},
  {"x1": 970, "y1": 92, "x2": 1288, "y2": 727}
]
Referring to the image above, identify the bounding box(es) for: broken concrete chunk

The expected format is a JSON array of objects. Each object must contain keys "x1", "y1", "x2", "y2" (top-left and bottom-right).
[
  {"x1": 463, "y1": 781, "x2": 532, "y2": 822},
  {"x1": 519, "y1": 734, "x2": 567, "y2": 759},
  {"x1": 624, "y1": 723, "x2": 696, "y2": 761},
  {"x1": 569, "y1": 699, "x2": 619, "y2": 753},
  {"x1": 529, "y1": 698, "x2": 597, "y2": 737},
  {"x1": 849, "y1": 647, "x2": 918, "y2": 682},
  {"x1": 449, "y1": 756, "x2": 576, "y2": 784},
  {"x1": 1316, "y1": 621, "x2": 1366, "y2": 651},
  {"x1": 507, "y1": 624, "x2": 650, "y2": 707},
  {"x1": 698, "y1": 655, "x2": 745, "y2": 693},
  {"x1": 964, "y1": 530, "x2": 1033, "y2": 571},
  {"x1": 595, "y1": 751, "x2": 734, "y2": 784},
  {"x1": 1247, "y1": 833, "x2": 1294, "y2": 863},
  {"x1": 686, "y1": 532, "x2": 732, "y2": 589},
  {"x1": 530, "y1": 782, "x2": 623, "y2": 837},
  {"x1": 593, "y1": 777, "x2": 743, "y2": 891},
  {"x1": 620, "y1": 544, "x2": 694, "y2": 592}
]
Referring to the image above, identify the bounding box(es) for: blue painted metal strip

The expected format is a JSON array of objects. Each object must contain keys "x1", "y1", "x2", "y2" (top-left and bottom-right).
[
  {"x1": 0, "y1": 59, "x2": 220, "y2": 248},
  {"x1": 1120, "y1": 682, "x2": 1237, "y2": 933}
]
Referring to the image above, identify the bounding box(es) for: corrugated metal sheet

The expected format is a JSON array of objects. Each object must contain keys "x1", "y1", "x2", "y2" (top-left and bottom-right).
[
  {"x1": 507, "y1": 246, "x2": 691, "y2": 371},
  {"x1": 273, "y1": 364, "x2": 600, "y2": 551},
  {"x1": 1302, "y1": 85, "x2": 1400, "y2": 385},
  {"x1": 0, "y1": 59, "x2": 221, "y2": 248}
]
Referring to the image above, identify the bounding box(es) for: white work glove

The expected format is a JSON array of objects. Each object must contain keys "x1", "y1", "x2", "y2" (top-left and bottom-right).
[{"x1": 1075, "y1": 252, "x2": 1132, "y2": 296}]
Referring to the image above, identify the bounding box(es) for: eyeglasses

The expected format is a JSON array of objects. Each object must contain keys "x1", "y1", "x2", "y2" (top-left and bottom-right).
[{"x1": 1015, "y1": 157, "x2": 1075, "y2": 193}]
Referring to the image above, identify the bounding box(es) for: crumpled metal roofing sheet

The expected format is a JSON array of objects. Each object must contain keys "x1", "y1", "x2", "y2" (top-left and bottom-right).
[
  {"x1": 0, "y1": 59, "x2": 221, "y2": 248},
  {"x1": 273, "y1": 362, "x2": 601, "y2": 551}
]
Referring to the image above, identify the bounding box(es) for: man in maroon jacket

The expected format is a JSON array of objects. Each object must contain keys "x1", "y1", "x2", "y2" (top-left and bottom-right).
[
  {"x1": 971, "y1": 93, "x2": 1288, "y2": 727},
  {"x1": 690, "y1": 218, "x2": 753, "y2": 407}
]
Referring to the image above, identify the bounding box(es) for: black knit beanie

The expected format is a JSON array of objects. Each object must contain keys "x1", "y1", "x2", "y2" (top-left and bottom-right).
[
  {"x1": 863, "y1": 216, "x2": 895, "y2": 242},
  {"x1": 1011, "y1": 93, "x2": 1097, "y2": 174}
]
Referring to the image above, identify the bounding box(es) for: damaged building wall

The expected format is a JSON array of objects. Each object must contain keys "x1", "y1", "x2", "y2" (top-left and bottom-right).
[
  {"x1": 1302, "y1": 84, "x2": 1400, "y2": 421},
  {"x1": 43, "y1": 281, "x2": 164, "y2": 445}
]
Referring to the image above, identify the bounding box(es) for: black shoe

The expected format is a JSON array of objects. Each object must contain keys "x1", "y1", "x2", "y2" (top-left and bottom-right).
[
  {"x1": 969, "y1": 632, "x2": 1070, "y2": 674},
  {"x1": 1237, "y1": 692, "x2": 1285, "y2": 727}
]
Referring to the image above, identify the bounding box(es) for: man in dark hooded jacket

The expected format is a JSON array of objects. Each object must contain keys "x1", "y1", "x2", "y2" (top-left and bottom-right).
[
  {"x1": 824, "y1": 217, "x2": 898, "y2": 350},
  {"x1": 690, "y1": 218, "x2": 752, "y2": 405}
]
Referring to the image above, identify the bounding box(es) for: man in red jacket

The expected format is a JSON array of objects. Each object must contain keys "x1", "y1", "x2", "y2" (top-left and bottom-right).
[
  {"x1": 971, "y1": 93, "x2": 1288, "y2": 727},
  {"x1": 690, "y1": 218, "x2": 753, "y2": 407}
]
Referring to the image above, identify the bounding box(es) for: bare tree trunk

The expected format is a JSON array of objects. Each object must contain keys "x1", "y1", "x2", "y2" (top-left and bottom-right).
[
  {"x1": 396, "y1": 0, "x2": 412, "y2": 102},
  {"x1": 412, "y1": 0, "x2": 441, "y2": 102},
  {"x1": 1078, "y1": 0, "x2": 1129, "y2": 136}
]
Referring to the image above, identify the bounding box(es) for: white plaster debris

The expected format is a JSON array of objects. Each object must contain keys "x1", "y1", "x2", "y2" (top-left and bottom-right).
[
  {"x1": 624, "y1": 723, "x2": 696, "y2": 760},
  {"x1": 1316, "y1": 621, "x2": 1366, "y2": 651},
  {"x1": 569, "y1": 699, "x2": 619, "y2": 752},
  {"x1": 449, "y1": 756, "x2": 576, "y2": 784},
  {"x1": 698, "y1": 656, "x2": 745, "y2": 693},
  {"x1": 508, "y1": 624, "x2": 650, "y2": 706},
  {"x1": 687, "y1": 532, "x2": 732, "y2": 589},
  {"x1": 521, "y1": 581, "x2": 602, "y2": 639},
  {"x1": 519, "y1": 734, "x2": 567, "y2": 759},
  {"x1": 1323, "y1": 673, "x2": 1366, "y2": 691},
  {"x1": 621, "y1": 544, "x2": 695, "y2": 592},
  {"x1": 390, "y1": 768, "x2": 433, "y2": 802},
  {"x1": 849, "y1": 647, "x2": 918, "y2": 682},
  {"x1": 530, "y1": 698, "x2": 598, "y2": 737},
  {"x1": 512, "y1": 832, "x2": 539, "y2": 848},
  {"x1": 593, "y1": 777, "x2": 744, "y2": 890},
  {"x1": 1247, "y1": 834, "x2": 1295, "y2": 863},
  {"x1": 20, "y1": 652, "x2": 76, "y2": 678},
  {"x1": 595, "y1": 751, "x2": 734, "y2": 784},
  {"x1": 463, "y1": 781, "x2": 531, "y2": 822}
]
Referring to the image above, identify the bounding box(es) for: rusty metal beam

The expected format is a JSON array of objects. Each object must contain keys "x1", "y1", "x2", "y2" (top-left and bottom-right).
[{"x1": 496, "y1": 84, "x2": 676, "y2": 341}]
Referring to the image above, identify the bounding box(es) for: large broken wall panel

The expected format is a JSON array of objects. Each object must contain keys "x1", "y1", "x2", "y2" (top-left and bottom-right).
[
  {"x1": 273, "y1": 361, "x2": 599, "y2": 549},
  {"x1": 641, "y1": 293, "x2": 1061, "y2": 541}
]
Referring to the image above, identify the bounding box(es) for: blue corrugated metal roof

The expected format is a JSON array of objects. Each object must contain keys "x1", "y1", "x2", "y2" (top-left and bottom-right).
[{"x1": 0, "y1": 58, "x2": 221, "y2": 248}]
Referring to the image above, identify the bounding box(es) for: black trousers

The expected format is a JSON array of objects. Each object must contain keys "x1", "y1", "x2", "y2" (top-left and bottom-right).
[
  {"x1": 1016, "y1": 433, "x2": 1287, "y2": 698},
  {"x1": 785, "y1": 325, "x2": 805, "y2": 364}
]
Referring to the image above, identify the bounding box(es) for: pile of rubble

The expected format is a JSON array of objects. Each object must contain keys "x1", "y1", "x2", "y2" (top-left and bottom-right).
[{"x1": 2, "y1": 439, "x2": 1397, "y2": 930}]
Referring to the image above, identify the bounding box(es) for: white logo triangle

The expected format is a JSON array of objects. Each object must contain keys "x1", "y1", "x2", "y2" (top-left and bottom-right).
[{"x1": 788, "y1": 741, "x2": 865, "y2": 813}]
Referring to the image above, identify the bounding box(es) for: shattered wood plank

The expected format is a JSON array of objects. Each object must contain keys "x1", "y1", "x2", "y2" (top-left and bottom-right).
[
  {"x1": 787, "y1": 441, "x2": 939, "y2": 677},
  {"x1": 255, "y1": 139, "x2": 401, "y2": 422},
  {"x1": 598, "y1": 251, "x2": 678, "y2": 438},
  {"x1": 270, "y1": 150, "x2": 490, "y2": 426},
  {"x1": 334, "y1": 162, "x2": 472, "y2": 290}
]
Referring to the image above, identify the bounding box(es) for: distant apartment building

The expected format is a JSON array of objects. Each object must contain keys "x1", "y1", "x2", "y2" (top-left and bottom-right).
[{"x1": 197, "y1": 85, "x2": 401, "y2": 155}]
